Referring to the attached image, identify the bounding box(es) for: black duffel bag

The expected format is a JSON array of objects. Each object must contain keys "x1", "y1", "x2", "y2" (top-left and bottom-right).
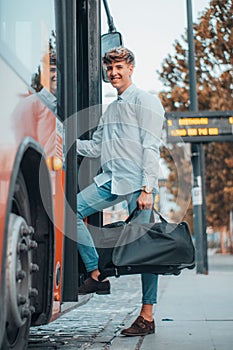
[{"x1": 90, "y1": 208, "x2": 195, "y2": 281}]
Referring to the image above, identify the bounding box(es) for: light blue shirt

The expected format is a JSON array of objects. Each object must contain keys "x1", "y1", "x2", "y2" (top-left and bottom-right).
[{"x1": 76, "y1": 84, "x2": 164, "y2": 195}]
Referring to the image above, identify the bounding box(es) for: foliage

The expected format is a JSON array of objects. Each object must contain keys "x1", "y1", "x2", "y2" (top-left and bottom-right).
[
  {"x1": 160, "y1": 145, "x2": 193, "y2": 231},
  {"x1": 158, "y1": 0, "x2": 233, "y2": 230},
  {"x1": 31, "y1": 30, "x2": 56, "y2": 92}
]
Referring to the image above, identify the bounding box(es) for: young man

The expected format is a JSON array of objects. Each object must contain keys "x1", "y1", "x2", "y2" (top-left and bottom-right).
[{"x1": 76, "y1": 47, "x2": 164, "y2": 336}]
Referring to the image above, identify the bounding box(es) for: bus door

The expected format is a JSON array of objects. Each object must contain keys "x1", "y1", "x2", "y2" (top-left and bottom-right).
[{"x1": 0, "y1": 1, "x2": 65, "y2": 348}]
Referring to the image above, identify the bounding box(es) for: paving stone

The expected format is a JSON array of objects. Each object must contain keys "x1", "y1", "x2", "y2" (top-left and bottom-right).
[{"x1": 29, "y1": 275, "x2": 142, "y2": 349}]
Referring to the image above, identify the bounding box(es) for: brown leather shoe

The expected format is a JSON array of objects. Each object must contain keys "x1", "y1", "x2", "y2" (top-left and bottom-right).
[
  {"x1": 78, "y1": 277, "x2": 110, "y2": 295},
  {"x1": 121, "y1": 316, "x2": 155, "y2": 336}
]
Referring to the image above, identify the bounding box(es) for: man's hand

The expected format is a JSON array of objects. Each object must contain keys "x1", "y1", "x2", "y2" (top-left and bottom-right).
[{"x1": 137, "y1": 191, "x2": 153, "y2": 210}]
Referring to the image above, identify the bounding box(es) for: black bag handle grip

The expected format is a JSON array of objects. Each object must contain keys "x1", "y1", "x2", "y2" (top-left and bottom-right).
[
  {"x1": 152, "y1": 208, "x2": 168, "y2": 223},
  {"x1": 126, "y1": 207, "x2": 168, "y2": 224}
]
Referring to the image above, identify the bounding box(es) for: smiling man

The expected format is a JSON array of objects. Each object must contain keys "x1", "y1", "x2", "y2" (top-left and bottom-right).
[
  {"x1": 105, "y1": 52, "x2": 133, "y2": 94},
  {"x1": 76, "y1": 47, "x2": 164, "y2": 336}
]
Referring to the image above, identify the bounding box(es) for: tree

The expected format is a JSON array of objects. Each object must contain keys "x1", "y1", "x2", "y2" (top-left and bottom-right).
[
  {"x1": 160, "y1": 144, "x2": 193, "y2": 232},
  {"x1": 31, "y1": 30, "x2": 56, "y2": 92},
  {"x1": 158, "y1": 0, "x2": 233, "y2": 232}
]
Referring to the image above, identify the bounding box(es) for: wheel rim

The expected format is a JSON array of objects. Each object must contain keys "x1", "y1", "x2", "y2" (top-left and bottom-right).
[{"x1": 6, "y1": 213, "x2": 35, "y2": 344}]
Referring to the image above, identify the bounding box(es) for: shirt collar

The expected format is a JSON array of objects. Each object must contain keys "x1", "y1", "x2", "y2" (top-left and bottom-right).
[
  {"x1": 117, "y1": 84, "x2": 137, "y2": 101},
  {"x1": 39, "y1": 88, "x2": 57, "y2": 112}
]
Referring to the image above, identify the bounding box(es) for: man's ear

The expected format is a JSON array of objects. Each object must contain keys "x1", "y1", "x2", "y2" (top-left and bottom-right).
[{"x1": 129, "y1": 64, "x2": 134, "y2": 76}]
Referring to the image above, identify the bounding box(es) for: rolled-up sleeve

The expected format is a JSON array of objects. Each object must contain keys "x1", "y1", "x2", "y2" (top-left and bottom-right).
[{"x1": 76, "y1": 115, "x2": 104, "y2": 158}]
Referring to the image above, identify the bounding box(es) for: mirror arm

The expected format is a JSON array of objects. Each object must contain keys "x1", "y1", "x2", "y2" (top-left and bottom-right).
[{"x1": 102, "y1": 0, "x2": 116, "y2": 33}]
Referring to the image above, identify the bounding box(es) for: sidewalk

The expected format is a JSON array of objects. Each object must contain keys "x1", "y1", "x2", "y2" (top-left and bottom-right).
[
  {"x1": 28, "y1": 252, "x2": 233, "y2": 349},
  {"x1": 140, "y1": 252, "x2": 233, "y2": 350}
]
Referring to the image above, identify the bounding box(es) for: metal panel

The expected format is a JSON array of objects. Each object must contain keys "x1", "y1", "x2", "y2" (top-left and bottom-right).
[
  {"x1": 62, "y1": 0, "x2": 102, "y2": 301},
  {"x1": 58, "y1": 0, "x2": 79, "y2": 301}
]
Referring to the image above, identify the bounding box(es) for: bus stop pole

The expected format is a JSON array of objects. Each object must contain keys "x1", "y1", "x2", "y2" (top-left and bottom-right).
[{"x1": 186, "y1": 0, "x2": 208, "y2": 274}]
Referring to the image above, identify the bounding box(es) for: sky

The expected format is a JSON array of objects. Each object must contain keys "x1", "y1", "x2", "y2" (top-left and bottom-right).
[{"x1": 101, "y1": 0, "x2": 210, "y2": 98}]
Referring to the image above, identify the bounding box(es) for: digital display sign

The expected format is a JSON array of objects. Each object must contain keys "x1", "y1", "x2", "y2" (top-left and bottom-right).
[{"x1": 166, "y1": 111, "x2": 233, "y2": 143}]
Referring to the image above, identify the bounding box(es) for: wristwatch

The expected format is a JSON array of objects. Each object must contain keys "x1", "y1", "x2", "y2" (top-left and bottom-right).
[{"x1": 142, "y1": 186, "x2": 153, "y2": 194}]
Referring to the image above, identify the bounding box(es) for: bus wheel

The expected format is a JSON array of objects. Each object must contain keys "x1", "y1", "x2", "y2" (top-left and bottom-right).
[{"x1": 3, "y1": 172, "x2": 38, "y2": 350}]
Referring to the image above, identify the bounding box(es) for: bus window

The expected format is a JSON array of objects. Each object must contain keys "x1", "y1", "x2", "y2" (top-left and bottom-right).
[{"x1": 0, "y1": 0, "x2": 57, "y2": 100}]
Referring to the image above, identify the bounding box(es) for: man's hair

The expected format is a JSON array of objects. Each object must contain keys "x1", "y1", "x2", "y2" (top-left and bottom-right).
[
  {"x1": 50, "y1": 49, "x2": 56, "y2": 65},
  {"x1": 103, "y1": 47, "x2": 135, "y2": 67}
]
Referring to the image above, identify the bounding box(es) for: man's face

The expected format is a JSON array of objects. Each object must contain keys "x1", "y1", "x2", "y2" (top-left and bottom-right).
[
  {"x1": 106, "y1": 60, "x2": 133, "y2": 95},
  {"x1": 50, "y1": 65, "x2": 57, "y2": 96}
]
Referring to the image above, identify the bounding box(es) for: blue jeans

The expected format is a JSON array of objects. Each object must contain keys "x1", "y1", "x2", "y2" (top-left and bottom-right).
[{"x1": 77, "y1": 181, "x2": 158, "y2": 304}]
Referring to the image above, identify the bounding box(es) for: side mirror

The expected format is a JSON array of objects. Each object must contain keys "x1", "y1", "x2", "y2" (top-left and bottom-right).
[{"x1": 101, "y1": 32, "x2": 123, "y2": 82}]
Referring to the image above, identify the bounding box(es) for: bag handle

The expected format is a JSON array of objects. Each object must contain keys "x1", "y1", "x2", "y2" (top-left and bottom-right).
[
  {"x1": 152, "y1": 208, "x2": 168, "y2": 223},
  {"x1": 126, "y1": 207, "x2": 168, "y2": 224}
]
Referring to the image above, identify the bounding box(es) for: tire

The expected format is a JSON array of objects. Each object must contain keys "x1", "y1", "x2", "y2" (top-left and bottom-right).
[{"x1": 2, "y1": 171, "x2": 36, "y2": 350}]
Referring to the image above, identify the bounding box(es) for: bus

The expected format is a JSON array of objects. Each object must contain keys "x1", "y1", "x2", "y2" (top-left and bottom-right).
[{"x1": 0, "y1": 0, "x2": 121, "y2": 348}]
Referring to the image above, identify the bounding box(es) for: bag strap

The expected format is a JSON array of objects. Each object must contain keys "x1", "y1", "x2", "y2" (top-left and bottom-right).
[
  {"x1": 126, "y1": 207, "x2": 168, "y2": 224},
  {"x1": 125, "y1": 208, "x2": 138, "y2": 223},
  {"x1": 152, "y1": 208, "x2": 168, "y2": 223}
]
